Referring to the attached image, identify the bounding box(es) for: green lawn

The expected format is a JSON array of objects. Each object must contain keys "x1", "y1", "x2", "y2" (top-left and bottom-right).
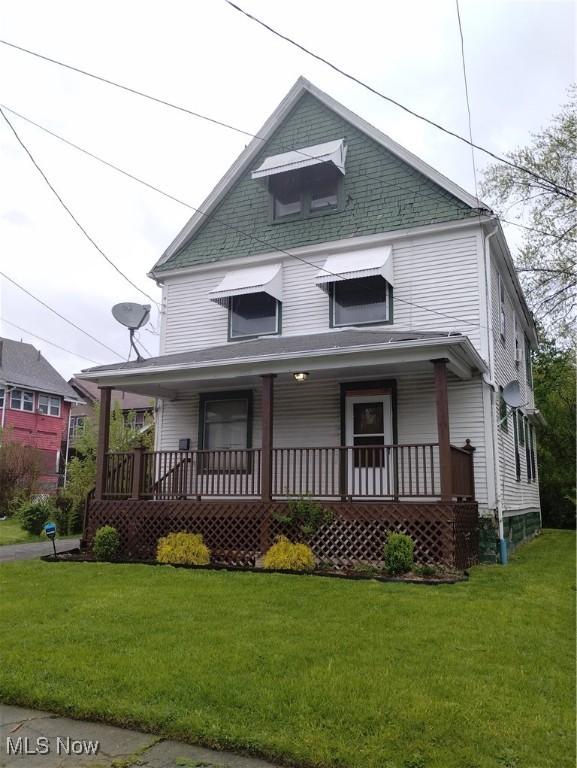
[
  {"x1": 0, "y1": 530, "x2": 574, "y2": 768},
  {"x1": 0, "y1": 517, "x2": 44, "y2": 545}
]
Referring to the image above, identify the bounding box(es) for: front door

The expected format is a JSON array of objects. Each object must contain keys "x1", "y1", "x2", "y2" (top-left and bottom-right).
[{"x1": 345, "y1": 394, "x2": 393, "y2": 496}]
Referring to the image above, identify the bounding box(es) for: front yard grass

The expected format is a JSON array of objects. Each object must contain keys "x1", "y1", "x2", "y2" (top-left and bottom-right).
[
  {"x1": 0, "y1": 517, "x2": 44, "y2": 545},
  {"x1": 0, "y1": 529, "x2": 574, "y2": 768}
]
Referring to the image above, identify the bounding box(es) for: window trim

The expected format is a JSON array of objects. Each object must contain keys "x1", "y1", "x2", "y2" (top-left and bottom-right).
[
  {"x1": 0, "y1": 387, "x2": 4, "y2": 410},
  {"x1": 10, "y1": 389, "x2": 35, "y2": 413},
  {"x1": 329, "y1": 278, "x2": 393, "y2": 328},
  {"x1": 37, "y1": 393, "x2": 61, "y2": 418},
  {"x1": 227, "y1": 294, "x2": 281, "y2": 342},
  {"x1": 269, "y1": 171, "x2": 345, "y2": 223},
  {"x1": 69, "y1": 415, "x2": 86, "y2": 439}
]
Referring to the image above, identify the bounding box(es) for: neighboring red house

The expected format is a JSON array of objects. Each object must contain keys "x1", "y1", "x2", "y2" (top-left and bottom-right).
[{"x1": 0, "y1": 337, "x2": 80, "y2": 490}]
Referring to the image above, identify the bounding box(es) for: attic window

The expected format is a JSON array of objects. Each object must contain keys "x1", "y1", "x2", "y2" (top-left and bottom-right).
[
  {"x1": 252, "y1": 139, "x2": 346, "y2": 221},
  {"x1": 270, "y1": 164, "x2": 341, "y2": 220}
]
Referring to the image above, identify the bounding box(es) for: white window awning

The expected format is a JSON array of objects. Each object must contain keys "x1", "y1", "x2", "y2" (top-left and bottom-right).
[
  {"x1": 315, "y1": 245, "x2": 394, "y2": 287},
  {"x1": 251, "y1": 139, "x2": 347, "y2": 180},
  {"x1": 209, "y1": 263, "x2": 283, "y2": 303}
]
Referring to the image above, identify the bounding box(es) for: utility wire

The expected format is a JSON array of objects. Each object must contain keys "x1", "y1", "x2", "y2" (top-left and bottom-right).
[
  {"x1": 0, "y1": 270, "x2": 125, "y2": 359},
  {"x1": 1, "y1": 34, "x2": 574, "y2": 200},
  {"x1": 1, "y1": 318, "x2": 105, "y2": 365},
  {"x1": 0, "y1": 105, "x2": 549, "y2": 332},
  {"x1": 224, "y1": 1, "x2": 576, "y2": 200},
  {"x1": 0, "y1": 106, "x2": 160, "y2": 309},
  {"x1": 0, "y1": 109, "x2": 487, "y2": 328},
  {"x1": 1, "y1": 103, "x2": 564, "y2": 242},
  {"x1": 455, "y1": 0, "x2": 478, "y2": 204}
]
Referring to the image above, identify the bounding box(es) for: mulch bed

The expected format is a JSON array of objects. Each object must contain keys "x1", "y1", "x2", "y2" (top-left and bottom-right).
[{"x1": 42, "y1": 548, "x2": 468, "y2": 585}]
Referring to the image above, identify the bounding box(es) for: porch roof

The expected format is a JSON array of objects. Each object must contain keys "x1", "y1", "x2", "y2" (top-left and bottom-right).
[{"x1": 77, "y1": 329, "x2": 487, "y2": 393}]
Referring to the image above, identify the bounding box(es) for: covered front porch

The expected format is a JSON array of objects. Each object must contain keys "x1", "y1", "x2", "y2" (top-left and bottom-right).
[{"x1": 81, "y1": 330, "x2": 484, "y2": 567}]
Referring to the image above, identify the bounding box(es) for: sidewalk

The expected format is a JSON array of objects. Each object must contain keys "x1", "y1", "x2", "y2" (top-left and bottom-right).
[{"x1": 0, "y1": 704, "x2": 282, "y2": 767}]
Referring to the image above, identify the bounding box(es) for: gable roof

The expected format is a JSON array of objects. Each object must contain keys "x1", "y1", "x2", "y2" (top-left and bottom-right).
[
  {"x1": 0, "y1": 338, "x2": 79, "y2": 401},
  {"x1": 151, "y1": 77, "x2": 489, "y2": 277}
]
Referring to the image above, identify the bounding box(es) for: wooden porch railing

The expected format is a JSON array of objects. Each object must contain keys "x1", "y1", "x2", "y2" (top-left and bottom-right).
[{"x1": 100, "y1": 442, "x2": 475, "y2": 502}]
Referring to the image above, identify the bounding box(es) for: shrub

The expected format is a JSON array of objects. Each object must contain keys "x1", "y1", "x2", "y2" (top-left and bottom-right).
[
  {"x1": 0, "y1": 432, "x2": 42, "y2": 516},
  {"x1": 52, "y1": 493, "x2": 73, "y2": 535},
  {"x1": 274, "y1": 496, "x2": 333, "y2": 542},
  {"x1": 18, "y1": 499, "x2": 52, "y2": 535},
  {"x1": 263, "y1": 535, "x2": 315, "y2": 571},
  {"x1": 384, "y1": 532, "x2": 415, "y2": 575},
  {"x1": 156, "y1": 532, "x2": 210, "y2": 566},
  {"x1": 93, "y1": 526, "x2": 121, "y2": 561}
]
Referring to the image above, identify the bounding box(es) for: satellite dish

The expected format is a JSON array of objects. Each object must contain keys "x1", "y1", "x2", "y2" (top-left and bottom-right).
[
  {"x1": 502, "y1": 380, "x2": 524, "y2": 409},
  {"x1": 111, "y1": 303, "x2": 151, "y2": 362},
  {"x1": 112, "y1": 303, "x2": 150, "y2": 330}
]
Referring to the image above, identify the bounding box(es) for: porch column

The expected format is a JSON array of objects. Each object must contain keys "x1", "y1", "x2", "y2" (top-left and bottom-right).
[
  {"x1": 94, "y1": 386, "x2": 112, "y2": 501},
  {"x1": 260, "y1": 374, "x2": 275, "y2": 503},
  {"x1": 432, "y1": 359, "x2": 452, "y2": 502}
]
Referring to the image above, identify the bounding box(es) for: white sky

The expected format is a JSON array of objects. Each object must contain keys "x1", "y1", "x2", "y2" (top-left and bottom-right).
[{"x1": 0, "y1": 0, "x2": 574, "y2": 379}]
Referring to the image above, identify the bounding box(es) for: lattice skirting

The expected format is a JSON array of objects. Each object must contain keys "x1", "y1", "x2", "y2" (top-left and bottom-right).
[{"x1": 84, "y1": 499, "x2": 479, "y2": 569}]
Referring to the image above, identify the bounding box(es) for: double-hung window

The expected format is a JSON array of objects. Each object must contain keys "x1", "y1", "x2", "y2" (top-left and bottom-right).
[
  {"x1": 0, "y1": 388, "x2": 4, "y2": 409},
  {"x1": 229, "y1": 292, "x2": 280, "y2": 339},
  {"x1": 69, "y1": 416, "x2": 85, "y2": 439},
  {"x1": 199, "y1": 391, "x2": 253, "y2": 472},
  {"x1": 210, "y1": 263, "x2": 283, "y2": 342},
  {"x1": 38, "y1": 394, "x2": 61, "y2": 417},
  {"x1": 498, "y1": 274, "x2": 506, "y2": 341},
  {"x1": 525, "y1": 335, "x2": 533, "y2": 388},
  {"x1": 499, "y1": 386, "x2": 508, "y2": 432},
  {"x1": 10, "y1": 389, "x2": 34, "y2": 412},
  {"x1": 331, "y1": 276, "x2": 391, "y2": 326}
]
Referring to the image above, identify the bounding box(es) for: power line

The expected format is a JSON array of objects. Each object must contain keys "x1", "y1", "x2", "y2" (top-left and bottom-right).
[
  {"x1": 455, "y1": 0, "x2": 478, "y2": 204},
  {"x1": 224, "y1": 1, "x2": 576, "y2": 200},
  {"x1": 0, "y1": 110, "x2": 488, "y2": 328},
  {"x1": 0, "y1": 270, "x2": 125, "y2": 359},
  {"x1": 2, "y1": 103, "x2": 565, "y2": 243},
  {"x1": 1, "y1": 34, "x2": 574, "y2": 200},
  {"x1": 0, "y1": 106, "x2": 160, "y2": 309},
  {"x1": 1, "y1": 318, "x2": 105, "y2": 365},
  {"x1": 0, "y1": 105, "x2": 551, "y2": 333}
]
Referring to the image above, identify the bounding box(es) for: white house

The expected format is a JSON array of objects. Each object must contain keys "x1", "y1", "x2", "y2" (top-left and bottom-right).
[{"x1": 79, "y1": 78, "x2": 541, "y2": 566}]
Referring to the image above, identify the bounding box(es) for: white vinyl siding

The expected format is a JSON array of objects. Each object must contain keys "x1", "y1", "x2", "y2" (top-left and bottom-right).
[
  {"x1": 490, "y1": 258, "x2": 540, "y2": 513},
  {"x1": 157, "y1": 371, "x2": 488, "y2": 508},
  {"x1": 160, "y1": 228, "x2": 483, "y2": 357}
]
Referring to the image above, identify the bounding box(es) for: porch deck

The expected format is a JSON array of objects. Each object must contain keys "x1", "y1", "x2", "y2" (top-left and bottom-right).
[{"x1": 84, "y1": 441, "x2": 478, "y2": 569}]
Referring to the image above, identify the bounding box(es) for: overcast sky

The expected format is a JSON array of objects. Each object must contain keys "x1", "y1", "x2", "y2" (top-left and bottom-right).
[{"x1": 0, "y1": 0, "x2": 574, "y2": 379}]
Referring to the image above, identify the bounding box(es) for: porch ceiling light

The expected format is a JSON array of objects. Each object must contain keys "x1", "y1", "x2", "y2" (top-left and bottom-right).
[{"x1": 293, "y1": 372, "x2": 309, "y2": 382}]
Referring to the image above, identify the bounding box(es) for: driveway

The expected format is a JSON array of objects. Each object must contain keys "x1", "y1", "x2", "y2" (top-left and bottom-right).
[{"x1": 0, "y1": 540, "x2": 80, "y2": 563}]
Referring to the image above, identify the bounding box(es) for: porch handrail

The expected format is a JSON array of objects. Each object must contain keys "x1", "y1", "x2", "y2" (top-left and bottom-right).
[{"x1": 101, "y1": 441, "x2": 475, "y2": 502}]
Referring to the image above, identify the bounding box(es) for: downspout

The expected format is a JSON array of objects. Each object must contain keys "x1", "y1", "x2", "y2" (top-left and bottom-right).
[{"x1": 483, "y1": 224, "x2": 507, "y2": 563}]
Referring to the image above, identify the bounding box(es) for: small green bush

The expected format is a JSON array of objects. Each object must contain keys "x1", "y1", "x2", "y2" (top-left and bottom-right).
[
  {"x1": 18, "y1": 499, "x2": 52, "y2": 535},
  {"x1": 413, "y1": 564, "x2": 438, "y2": 577},
  {"x1": 384, "y1": 532, "x2": 415, "y2": 575},
  {"x1": 274, "y1": 496, "x2": 333, "y2": 542},
  {"x1": 263, "y1": 535, "x2": 315, "y2": 571},
  {"x1": 93, "y1": 526, "x2": 120, "y2": 561},
  {"x1": 157, "y1": 532, "x2": 210, "y2": 565}
]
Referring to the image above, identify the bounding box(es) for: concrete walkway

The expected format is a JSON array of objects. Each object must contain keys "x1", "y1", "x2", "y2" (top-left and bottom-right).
[
  {"x1": 0, "y1": 704, "x2": 282, "y2": 768},
  {"x1": 0, "y1": 540, "x2": 80, "y2": 563}
]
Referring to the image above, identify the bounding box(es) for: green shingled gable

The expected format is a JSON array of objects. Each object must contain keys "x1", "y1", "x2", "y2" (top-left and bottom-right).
[{"x1": 157, "y1": 91, "x2": 476, "y2": 273}]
